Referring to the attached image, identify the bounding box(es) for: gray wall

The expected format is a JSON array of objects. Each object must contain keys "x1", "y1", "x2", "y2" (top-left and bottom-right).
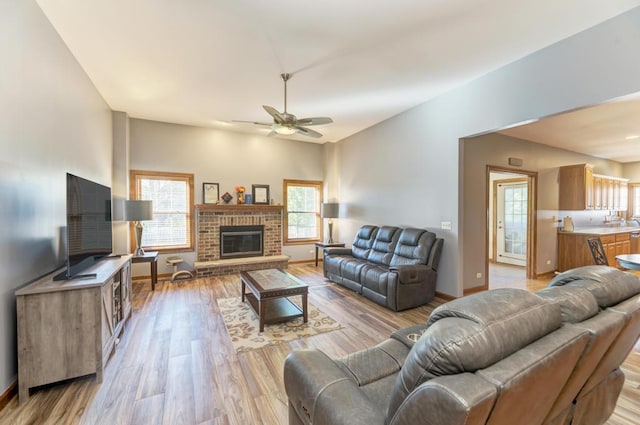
[
  {"x1": 129, "y1": 119, "x2": 325, "y2": 276},
  {"x1": 330, "y1": 7, "x2": 640, "y2": 297},
  {"x1": 464, "y1": 133, "x2": 623, "y2": 285},
  {"x1": 0, "y1": 0, "x2": 112, "y2": 394}
]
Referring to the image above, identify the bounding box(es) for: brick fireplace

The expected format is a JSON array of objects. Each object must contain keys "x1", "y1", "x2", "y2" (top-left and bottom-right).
[{"x1": 195, "y1": 205, "x2": 284, "y2": 275}]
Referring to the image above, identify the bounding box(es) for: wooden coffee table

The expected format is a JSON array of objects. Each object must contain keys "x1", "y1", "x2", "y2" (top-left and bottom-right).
[{"x1": 240, "y1": 269, "x2": 308, "y2": 332}]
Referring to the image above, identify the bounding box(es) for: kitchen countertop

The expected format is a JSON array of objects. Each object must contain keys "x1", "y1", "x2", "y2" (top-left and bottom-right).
[{"x1": 559, "y1": 226, "x2": 640, "y2": 235}]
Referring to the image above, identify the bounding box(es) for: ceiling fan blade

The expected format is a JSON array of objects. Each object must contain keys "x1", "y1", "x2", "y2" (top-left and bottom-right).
[
  {"x1": 232, "y1": 120, "x2": 272, "y2": 127},
  {"x1": 295, "y1": 117, "x2": 333, "y2": 126},
  {"x1": 295, "y1": 126, "x2": 323, "y2": 138},
  {"x1": 263, "y1": 105, "x2": 285, "y2": 124}
]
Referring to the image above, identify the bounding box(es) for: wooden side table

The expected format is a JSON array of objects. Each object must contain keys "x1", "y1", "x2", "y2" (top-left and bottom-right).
[
  {"x1": 314, "y1": 242, "x2": 346, "y2": 267},
  {"x1": 132, "y1": 251, "x2": 159, "y2": 290}
]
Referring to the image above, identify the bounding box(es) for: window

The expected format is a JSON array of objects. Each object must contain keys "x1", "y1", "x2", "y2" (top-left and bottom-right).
[
  {"x1": 630, "y1": 183, "x2": 640, "y2": 218},
  {"x1": 284, "y1": 179, "x2": 323, "y2": 244},
  {"x1": 130, "y1": 170, "x2": 194, "y2": 252}
]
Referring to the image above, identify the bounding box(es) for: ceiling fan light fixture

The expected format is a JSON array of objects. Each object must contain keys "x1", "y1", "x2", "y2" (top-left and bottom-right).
[
  {"x1": 234, "y1": 73, "x2": 332, "y2": 139},
  {"x1": 272, "y1": 124, "x2": 296, "y2": 135}
]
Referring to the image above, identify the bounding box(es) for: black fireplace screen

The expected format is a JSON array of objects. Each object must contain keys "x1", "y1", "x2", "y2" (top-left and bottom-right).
[{"x1": 220, "y1": 225, "x2": 264, "y2": 259}]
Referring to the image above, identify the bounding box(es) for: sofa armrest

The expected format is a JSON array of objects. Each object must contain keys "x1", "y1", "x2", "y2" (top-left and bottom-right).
[
  {"x1": 284, "y1": 350, "x2": 385, "y2": 425},
  {"x1": 388, "y1": 373, "x2": 497, "y2": 425},
  {"x1": 324, "y1": 247, "x2": 352, "y2": 256},
  {"x1": 389, "y1": 264, "x2": 433, "y2": 284}
]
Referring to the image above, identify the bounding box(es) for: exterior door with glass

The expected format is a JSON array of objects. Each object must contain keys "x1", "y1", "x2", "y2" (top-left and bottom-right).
[{"x1": 496, "y1": 180, "x2": 527, "y2": 267}]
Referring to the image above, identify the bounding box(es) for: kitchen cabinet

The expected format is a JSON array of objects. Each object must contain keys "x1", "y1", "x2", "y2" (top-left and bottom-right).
[
  {"x1": 559, "y1": 164, "x2": 594, "y2": 210},
  {"x1": 558, "y1": 230, "x2": 632, "y2": 271},
  {"x1": 559, "y1": 164, "x2": 629, "y2": 211},
  {"x1": 593, "y1": 176, "x2": 603, "y2": 209}
]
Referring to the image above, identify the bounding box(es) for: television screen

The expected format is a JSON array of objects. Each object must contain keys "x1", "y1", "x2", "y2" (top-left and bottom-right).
[{"x1": 54, "y1": 173, "x2": 113, "y2": 280}]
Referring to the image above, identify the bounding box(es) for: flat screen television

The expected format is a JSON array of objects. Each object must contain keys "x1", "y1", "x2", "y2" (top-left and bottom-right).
[{"x1": 54, "y1": 173, "x2": 113, "y2": 281}]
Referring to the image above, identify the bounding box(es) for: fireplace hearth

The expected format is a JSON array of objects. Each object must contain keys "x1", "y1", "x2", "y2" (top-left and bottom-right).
[{"x1": 220, "y1": 225, "x2": 264, "y2": 259}]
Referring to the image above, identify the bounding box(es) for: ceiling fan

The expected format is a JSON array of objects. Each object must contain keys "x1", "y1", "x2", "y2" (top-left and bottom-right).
[{"x1": 234, "y1": 73, "x2": 333, "y2": 138}]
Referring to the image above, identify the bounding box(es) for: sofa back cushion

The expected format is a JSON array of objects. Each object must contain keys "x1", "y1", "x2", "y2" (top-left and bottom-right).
[
  {"x1": 536, "y1": 286, "x2": 599, "y2": 323},
  {"x1": 367, "y1": 226, "x2": 401, "y2": 266},
  {"x1": 536, "y1": 285, "x2": 627, "y2": 424},
  {"x1": 386, "y1": 288, "x2": 561, "y2": 422},
  {"x1": 548, "y1": 265, "x2": 640, "y2": 308},
  {"x1": 389, "y1": 228, "x2": 435, "y2": 266},
  {"x1": 549, "y1": 266, "x2": 640, "y2": 402},
  {"x1": 351, "y1": 225, "x2": 379, "y2": 260}
]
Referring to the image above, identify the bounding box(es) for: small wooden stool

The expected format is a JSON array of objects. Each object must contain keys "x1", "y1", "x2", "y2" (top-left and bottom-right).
[{"x1": 166, "y1": 256, "x2": 193, "y2": 282}]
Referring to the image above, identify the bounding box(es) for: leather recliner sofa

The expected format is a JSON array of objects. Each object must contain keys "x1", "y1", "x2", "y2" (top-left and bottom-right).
[
  {"x1": 323, "y1": 225, "x2": 444, "y2": 311},
  {"x1": 284, "y1": 266, "x2": 640, "y2": 425}
]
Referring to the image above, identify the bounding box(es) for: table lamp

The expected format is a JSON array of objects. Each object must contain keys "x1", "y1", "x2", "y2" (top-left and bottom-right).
[
  {"x1": 125, "y1": 200, "x2": 153, "y2": 256},
  {"x1": 321, "y1": 202, "x2": 339, "y2": 244}
]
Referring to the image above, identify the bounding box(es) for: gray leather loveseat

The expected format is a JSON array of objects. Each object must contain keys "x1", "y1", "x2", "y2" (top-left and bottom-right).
[
  {"x1": 323, "y1": 225, "x2": 443, "y2": 311},
  {"x1": 284, "y1": 266, "x2": 640, "y2": 425}
]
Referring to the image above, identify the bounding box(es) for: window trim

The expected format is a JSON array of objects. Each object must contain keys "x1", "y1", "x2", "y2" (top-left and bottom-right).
[
  {"x1": 283, "y1": 179, "x2": 324, "y2": 245},
  {"x1": 629, "y1": 182, "x2": 640, "y2": 219},
  {"x1": 129, "y1": 170, "x2": 195, "y2": 253}
]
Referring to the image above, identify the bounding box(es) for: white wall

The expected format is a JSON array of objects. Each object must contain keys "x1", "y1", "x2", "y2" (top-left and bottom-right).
[
  {"x1": 0, "y1": 0, "x2": 112, "y2": 395},
  {"x1": 129, "y1": 119, "x2": 325, "y2": 276},
  {"x1": 331, "y1": 7, "x2": 640, "y2": 297}
]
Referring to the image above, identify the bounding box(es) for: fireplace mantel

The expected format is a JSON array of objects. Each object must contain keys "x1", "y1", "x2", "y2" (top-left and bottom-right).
[{"x1": 196, "y1": 204, "x2": 283, "y2": 213}]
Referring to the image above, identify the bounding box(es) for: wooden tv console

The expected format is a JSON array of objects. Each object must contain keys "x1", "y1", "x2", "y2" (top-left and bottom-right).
[{"x1": 15, "y1": 255, "x2": 132, "y2": 403}]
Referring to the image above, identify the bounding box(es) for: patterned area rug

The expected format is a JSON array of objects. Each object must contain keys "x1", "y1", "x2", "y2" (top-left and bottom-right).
[{"x1": 217, "y1": 296, "x2": 343, "y2": 352}]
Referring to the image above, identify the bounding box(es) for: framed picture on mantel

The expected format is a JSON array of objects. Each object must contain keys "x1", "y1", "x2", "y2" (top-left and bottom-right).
[
  {"x1": 252, "y1": 184, "x2": 269, "y2": 205},
  {"x1": 203, "y1": 182, "x2": 219, "y2": 204}
]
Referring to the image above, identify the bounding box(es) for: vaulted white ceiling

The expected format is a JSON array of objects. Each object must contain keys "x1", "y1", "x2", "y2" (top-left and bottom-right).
[{"x1": 36, "y1": 0, "x2": 640, "y2": 149}]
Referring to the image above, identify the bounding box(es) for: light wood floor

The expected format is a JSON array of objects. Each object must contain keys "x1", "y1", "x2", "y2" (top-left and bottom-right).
[
  {"x1": 0, "y1": 263, "x2": 638, "y2": 425},
  {"x1": 489, "y1": 262, "x2": 549, "y2": 291}
]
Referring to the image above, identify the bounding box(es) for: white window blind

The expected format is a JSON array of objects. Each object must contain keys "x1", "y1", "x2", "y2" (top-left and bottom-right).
[{"x1": 131, "y1": 171, "x2": 194, "y2": 251}]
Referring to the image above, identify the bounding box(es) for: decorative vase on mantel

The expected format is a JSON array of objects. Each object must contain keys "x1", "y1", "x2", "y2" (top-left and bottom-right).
[{"x1": 237, "y1": 192, "x2": 245, "y2": 204}]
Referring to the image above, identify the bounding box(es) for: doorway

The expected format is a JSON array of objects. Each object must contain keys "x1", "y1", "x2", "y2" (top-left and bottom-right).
[
  {"x1": 495, "y1": 178, "x2": 527, "y2": 267},
  {"x1": 487, "y1": 166, "x2": 537, "y2": 290}
]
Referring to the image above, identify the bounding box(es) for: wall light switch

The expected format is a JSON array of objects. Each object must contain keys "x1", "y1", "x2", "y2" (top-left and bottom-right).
[{"x1": 441, "y1": 221, "x2": 452, "y2": 230}]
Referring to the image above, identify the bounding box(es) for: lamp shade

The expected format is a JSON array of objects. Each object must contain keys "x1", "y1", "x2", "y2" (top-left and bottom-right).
[
  {"x1": 124, "y1": 200, "x2": 153, "y2": 221},
  {"x1": 321, "y1": 203, "x2": 339, "y2": 219}
]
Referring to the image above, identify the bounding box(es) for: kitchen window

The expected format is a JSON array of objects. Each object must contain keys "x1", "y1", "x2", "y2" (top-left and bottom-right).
[{"x1": 630, "y1": 183, "x2": 640, "y2": 219}]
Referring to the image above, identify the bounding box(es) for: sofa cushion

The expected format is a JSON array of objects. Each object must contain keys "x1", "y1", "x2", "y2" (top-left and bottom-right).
[
  {"x1": 548, "y1": 265, "x2": 640, "y2": 308},
  {"x1": 340, "y1": 258, "x2": 368, "y2": 280},
  {"x1": 361, "y1": 264, "x2": 395, "y2": 297},
  {"x1": 390, "y1": 229, "x2": 435, "y2": 266},
  {"x1": 387, "y1": 288, "x2": 561, "y2": 420},
  {"x1": 367, "y1": 226, "x2": 401, "y2": 266},
  {"x1": 324, "y1": 253, "x2": 351, "y2": 277},
  {"x1": 351, "y1": 225, "x2": 379, "y2": 260},
  {"x1": 536, "y1": 286, "x2": 599, "y2": 323}
]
